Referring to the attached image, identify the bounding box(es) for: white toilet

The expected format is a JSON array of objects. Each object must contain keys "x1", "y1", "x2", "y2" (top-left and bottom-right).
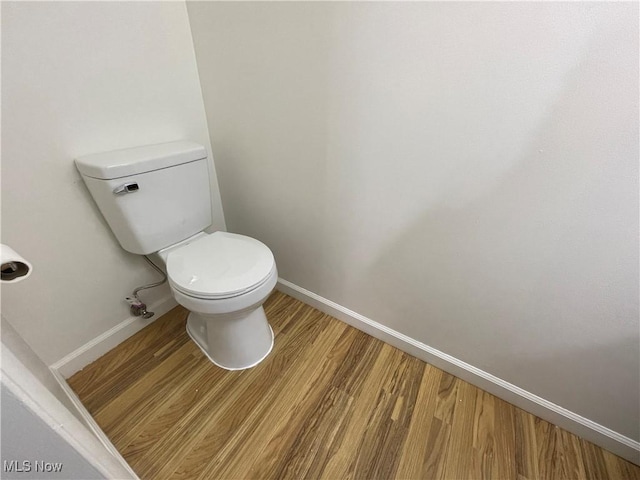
[{"x1": 75, "y1": 141, "x2": 277, "y2": 370}]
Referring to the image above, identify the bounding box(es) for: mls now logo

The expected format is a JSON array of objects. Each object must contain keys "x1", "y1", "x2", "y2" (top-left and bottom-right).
[{"x1": 4, "y1": 460, "x2": 64, "y2": 473}]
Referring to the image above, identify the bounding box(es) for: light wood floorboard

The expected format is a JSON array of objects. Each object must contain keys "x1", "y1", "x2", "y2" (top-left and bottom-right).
[{"x1": 68, "y1": 291, "x2": 640, "y2": 479}]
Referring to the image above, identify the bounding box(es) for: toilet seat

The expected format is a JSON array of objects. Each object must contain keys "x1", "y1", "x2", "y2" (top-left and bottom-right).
[{"x1": 166, "y1": 231, "x2": 275, "y2": 300}]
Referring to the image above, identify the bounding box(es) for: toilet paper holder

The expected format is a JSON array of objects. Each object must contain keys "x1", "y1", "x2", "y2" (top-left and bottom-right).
[
  {"x1": 0, "y1": 244, "x2": 33, "y2": 283},
  {"x1": 1, "y1": 261, "x2": 29, "y2": 281}
]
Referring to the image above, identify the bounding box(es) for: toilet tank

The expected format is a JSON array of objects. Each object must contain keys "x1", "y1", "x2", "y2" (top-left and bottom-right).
[{"x1": 75, "y1": 141, "x2": 213, "y2": 255}]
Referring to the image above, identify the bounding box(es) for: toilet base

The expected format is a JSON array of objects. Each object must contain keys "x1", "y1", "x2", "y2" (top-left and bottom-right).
[{"x1": 185, "y1": 306, "x2": 274, "y2": 370}]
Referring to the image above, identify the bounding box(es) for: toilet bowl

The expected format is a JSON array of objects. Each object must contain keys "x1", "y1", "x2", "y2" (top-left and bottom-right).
[{"x1": 158, "y1": 231, "x2": 278, "y2": 370}]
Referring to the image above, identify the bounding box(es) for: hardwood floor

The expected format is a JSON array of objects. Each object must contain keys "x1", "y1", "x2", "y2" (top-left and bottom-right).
[{"x1": 68, "y1": 291, "x2": 640, "y2": 479}]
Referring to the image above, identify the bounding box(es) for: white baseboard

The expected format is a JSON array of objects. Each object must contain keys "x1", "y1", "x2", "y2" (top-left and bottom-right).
[
  {"x1": 50, "y1": 296, "x2": 177, "y2": 378},
  {"x1": 277, "y1": 278, "x2": 640, "y2": 465}
]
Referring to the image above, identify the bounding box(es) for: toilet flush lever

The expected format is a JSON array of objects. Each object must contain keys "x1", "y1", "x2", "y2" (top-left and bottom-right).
[{"x1": 113, "y1": 182, "x2": 139, "y2": 195}]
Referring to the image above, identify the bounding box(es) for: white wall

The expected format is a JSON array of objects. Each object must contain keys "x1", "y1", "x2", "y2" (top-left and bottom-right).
[
  {"x1": 2, "y1": 385, "x2": 104, "y2": 479},
  {"x1": 1, "y1": 316, "x2": 84, "y2": 425},
  {"x1": 1, "y1": 1, "x2": 225, "y2": 365},
  {"x1": 1, "y1": 335, "x2": 135, "y2": 479},
  {"x1": 188, "y1": 2, "x2": 639, "y2": 441}
]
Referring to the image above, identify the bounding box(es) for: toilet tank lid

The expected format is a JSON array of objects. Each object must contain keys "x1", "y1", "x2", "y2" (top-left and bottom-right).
[{"x1": 75, "y1": 141, "x2": 207, "y2": 180}]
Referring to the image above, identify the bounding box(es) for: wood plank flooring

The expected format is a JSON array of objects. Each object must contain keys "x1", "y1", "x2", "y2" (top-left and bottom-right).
[{"x1": 68, "y1": 291, "x2": 640, "y2": 479}]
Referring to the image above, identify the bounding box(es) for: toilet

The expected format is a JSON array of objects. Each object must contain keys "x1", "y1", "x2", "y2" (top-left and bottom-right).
[{"x1": 75, "y1": 141, "x2": 276, "y2": 370}]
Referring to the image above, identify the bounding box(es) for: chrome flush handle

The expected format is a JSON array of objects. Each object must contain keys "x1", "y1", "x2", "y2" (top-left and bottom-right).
[{"x1": 113, "y1": 182, "x2": 140, "y2": 195}]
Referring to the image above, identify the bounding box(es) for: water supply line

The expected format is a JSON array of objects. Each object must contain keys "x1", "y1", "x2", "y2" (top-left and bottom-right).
[{"x1": 125, "y1": 256, "x2": 167, "y2": 319}]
